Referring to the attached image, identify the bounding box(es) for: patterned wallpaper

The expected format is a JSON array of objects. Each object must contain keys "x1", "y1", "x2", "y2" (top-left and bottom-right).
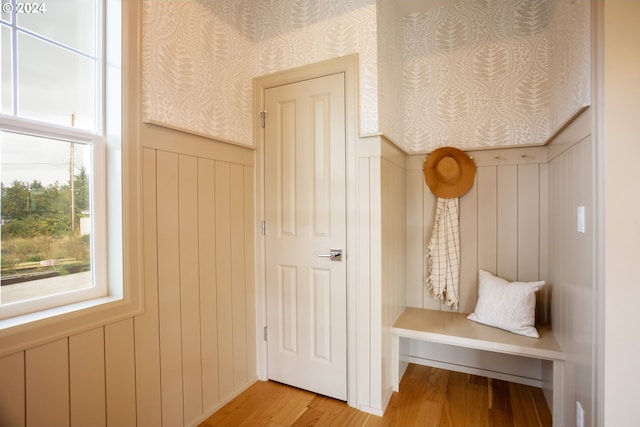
[
  {"x1": 376, "y1": 0, "x2": 404, "y2": 146},
  {"x1": 142, "y1": 0, "x2": 590, "y2": 152},
  {"x1": 548, "y1": 0, "x2": 591, "y2": 133},
  {"x1": 142, "y1": 1, "x2": 255, "y2": 145},
  {"x1": 401, "y1": 0, "x2": 552, "y2": 152},
  {"x1": 400, "y1": 0, "x2": 590, "y2": 153},
  {"x1": 250, "y1": 0, "x2": 379, "y2": 137},
  {"x1": 142, "y1": 0, "x2": 378, "y2": 147}
]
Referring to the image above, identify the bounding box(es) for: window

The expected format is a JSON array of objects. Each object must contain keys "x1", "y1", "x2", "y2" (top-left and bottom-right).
[{"x1": 0, "y1": 0, "x2": 122, "y2": 323}]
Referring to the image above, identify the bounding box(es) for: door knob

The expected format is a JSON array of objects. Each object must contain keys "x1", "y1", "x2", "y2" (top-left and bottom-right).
[{"x1": 317, "y1": 249, "x2": 342, "y2": 261}]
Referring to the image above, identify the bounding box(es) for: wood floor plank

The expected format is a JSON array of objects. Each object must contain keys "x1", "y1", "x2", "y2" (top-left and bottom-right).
[
  {"x1": 463, "y1": 379, "x2": 491, "y2": 427},
  {"x1": 198, "y1": 365, "x2": 552, "y2": 427},
  {"x1": 268, "y1": 390, "x2": 315, "y2": 427},
  {"x1": 290, "y1": 407, "x2": 324, "y2": 427},
  {"x1": 489, "y1": 378, "x2": 515, "y2": 426},
  {"x1": 531, "y1": 386, "x2": 553, "y2": 427},
  {"x1": 423, "y1": 367, "x2": 449, "y2": 403},
  {"x1": 383, "y1": 366, "x2": 445, "y2": 427},
  {"x1": 301, "y1": 395, "x2": 372, "y2": 427},
  {"x1": 205, "y1": 381, "x2": 308, "y2": 427},
  {"x1": 440, "y1": 371, "x2": 467, "y2": 426},
  {"x1": 509, "y1": 382, "x2": 544, "y2": 427}
]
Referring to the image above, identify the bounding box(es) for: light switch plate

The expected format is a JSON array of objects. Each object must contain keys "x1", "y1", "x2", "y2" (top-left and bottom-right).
[
  {"x1": 576, "y1": 401, "x2": 584, "y2": 427},
  {"x1": 577, "y1": 206, "x2": 586, "y2": 234}
]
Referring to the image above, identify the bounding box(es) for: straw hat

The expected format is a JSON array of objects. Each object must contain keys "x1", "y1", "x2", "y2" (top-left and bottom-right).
[{"x1": 423, "y1": 147, "x2": 476, "y2": 199}]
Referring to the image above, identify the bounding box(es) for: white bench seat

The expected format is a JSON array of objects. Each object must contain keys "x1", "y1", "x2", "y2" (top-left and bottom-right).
[{"x1": 391, "y1": 307, "x2": 565, "y2": 427}]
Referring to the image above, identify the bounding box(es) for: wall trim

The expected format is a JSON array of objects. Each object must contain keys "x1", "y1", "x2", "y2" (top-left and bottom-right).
[
  {"x1": 142, "y1": 122, "x2": 254, "y2": 166},
  {"x1": 143, "y1": 119, "x2": 255, "y2": 151},
  {"x1": 358, "y1": 134, "x2": 407, "y2": 169},
  {"x1": 546, "y1": 106, "x2": 593, "y2": 162}
]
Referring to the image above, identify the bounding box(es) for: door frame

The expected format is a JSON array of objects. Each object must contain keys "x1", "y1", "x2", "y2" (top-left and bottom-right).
[{"x1": 253, "y1": 54, "x2": 359, "y2": 407}]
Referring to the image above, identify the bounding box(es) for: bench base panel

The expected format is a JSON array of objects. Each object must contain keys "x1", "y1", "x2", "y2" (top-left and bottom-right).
[{"x1": 408, "y1": 355, "x2": 545, "y2": 388}]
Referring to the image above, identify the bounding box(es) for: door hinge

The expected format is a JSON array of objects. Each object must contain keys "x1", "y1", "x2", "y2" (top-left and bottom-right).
[
  {"x1": 259, "y1": 111, "x2": 267, "y2": 128},
  {"x1": 261, "y1": 220, "x2": 265, "y2": 236},
  {"x1": 263, "y1": 326, "x2": 267, "y2": 341}
]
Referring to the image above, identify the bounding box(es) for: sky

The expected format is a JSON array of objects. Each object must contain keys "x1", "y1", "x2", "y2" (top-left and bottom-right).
[{"x1": 1, "y1": 131, "x2": 90, "y2": 187}]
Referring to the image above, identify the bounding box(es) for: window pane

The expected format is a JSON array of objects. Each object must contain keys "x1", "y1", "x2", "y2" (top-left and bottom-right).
[
  {"x1": 1, "y1": 24, "x2": 12, "y2": 114},
  {"x1": 1, "y1": 131, "x2": 93, "y2": 306},
  {"x1": 17, "y1": 32, "x2": 96, "y2": 131},
  {"x1": 17, "y1": 0, "x2": 97, "y2": 56}
]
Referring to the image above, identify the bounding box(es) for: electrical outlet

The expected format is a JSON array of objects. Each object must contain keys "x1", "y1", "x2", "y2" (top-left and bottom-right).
[{"x1": 576, "y1": 401, "x2": 584, "y2": 427}]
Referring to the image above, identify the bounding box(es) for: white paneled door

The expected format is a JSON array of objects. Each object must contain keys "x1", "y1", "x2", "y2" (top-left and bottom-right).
[{"x1": 264, "y1": 73, "x2": 347, "y2": 401}]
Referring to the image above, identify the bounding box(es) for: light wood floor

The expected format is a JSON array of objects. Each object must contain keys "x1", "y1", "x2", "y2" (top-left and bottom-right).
[{"x1": 198, "y1": 364, "x2": 552, "y2": 427}]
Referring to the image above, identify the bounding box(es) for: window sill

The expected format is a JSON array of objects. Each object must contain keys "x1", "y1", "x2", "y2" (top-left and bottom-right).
[{"x1": 0, "y1": 287, "x2": 143, "y2": 358}]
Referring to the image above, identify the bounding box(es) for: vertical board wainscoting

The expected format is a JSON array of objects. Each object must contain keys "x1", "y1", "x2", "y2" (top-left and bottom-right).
[
  {"x1": 356, "y1": 135, "x2": 408, "y2": 415},
  {"x1": 137, "y1": 143, "x2": 257, "y2": 427},
  {"x1": 405, "y1": 146, "x2": 551, "y2": 389},
  {"x1": 0, "y1": 136, "x2": 256, "y2": 427}
]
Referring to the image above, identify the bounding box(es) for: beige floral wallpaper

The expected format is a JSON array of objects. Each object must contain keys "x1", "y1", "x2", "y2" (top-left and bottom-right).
[
  {"x1": 142, "y1": 1, "x2": 254, "y2": 145},
  {"x1": 142, "y1": 0, "x2": 590, "y2": 152},
  {"x1": 143, "y1": 0, "x2": 378, "y2": 147},
  {"x1": 376, "y1": 0, "x2": 404, "y2": 146},
  {"x1": 402, "y1": 0, "x2": 553, "y2": 152},
  {"x1": 400, "y1": 0, "x2": 590, "y2": 153},
  {"x1": 548, "y1": 0, "x2": 591, "y2": 133},
  {"x1": 250, "y1": 0, "x2": 379, "y2": 137}
]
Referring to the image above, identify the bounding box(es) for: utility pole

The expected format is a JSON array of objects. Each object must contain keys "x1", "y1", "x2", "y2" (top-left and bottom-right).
[{"x1": 69, "y1": 113, "x2": 76, "y2": 233}]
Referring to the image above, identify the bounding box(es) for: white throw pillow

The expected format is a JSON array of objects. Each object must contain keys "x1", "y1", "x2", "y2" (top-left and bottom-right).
[{"x1": 467, "y1": 270, "x2": 544, "y2": 338}]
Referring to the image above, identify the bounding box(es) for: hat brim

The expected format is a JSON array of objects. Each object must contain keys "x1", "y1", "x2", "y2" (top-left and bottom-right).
[{"x1": 424, "y1": 147, "x2": 476, "y2": 199}]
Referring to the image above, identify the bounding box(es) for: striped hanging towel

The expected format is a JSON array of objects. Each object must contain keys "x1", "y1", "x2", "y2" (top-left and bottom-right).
[{"x1": 426, "y1": 197, "x2": 460, "y2": 308}]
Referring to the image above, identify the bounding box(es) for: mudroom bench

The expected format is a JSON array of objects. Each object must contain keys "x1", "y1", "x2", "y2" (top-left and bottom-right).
[{"x1": 391, "y1": 307, "x2": 565, "y2": 427}]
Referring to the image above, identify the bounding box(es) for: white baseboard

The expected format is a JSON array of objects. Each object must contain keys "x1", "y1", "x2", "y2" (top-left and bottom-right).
[{"x1": 358, "y1": 404, "x2": 384, "y2": 417}]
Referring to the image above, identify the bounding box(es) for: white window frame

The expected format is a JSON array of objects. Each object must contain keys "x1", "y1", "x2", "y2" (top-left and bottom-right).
[
  {"x1": 0, "y1": 0, "x2": 143, "y2": 355},
  {"x1": 0, "y1": 118, "x2": 108, "y2": 321},
  {"x1": 0, "y1": 0, "x2": 109, "y2": 320}
]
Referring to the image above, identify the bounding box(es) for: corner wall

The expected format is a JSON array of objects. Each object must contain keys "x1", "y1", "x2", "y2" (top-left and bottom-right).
[
  {"x1": 406, "y1": 146, "x2": 550, "y2": 317},
  {"x1": 405, "y1": 145, "x2": 551, "y2": 387},
  {"x1": 0, "y1": 125, "x2": 258, "y2": 427},
  {"x1": 601, "y1": 2, "x2": 640, "y2": 425},
  {"x1": 0, "y1": 3, "x2": 258, "y2": 426},
  {"x1": 356, "y1": 135, "x2": 407, "y2": 415},
  {"x1": 547, "y1": 108, "x2": 594, "y2": 427}
]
